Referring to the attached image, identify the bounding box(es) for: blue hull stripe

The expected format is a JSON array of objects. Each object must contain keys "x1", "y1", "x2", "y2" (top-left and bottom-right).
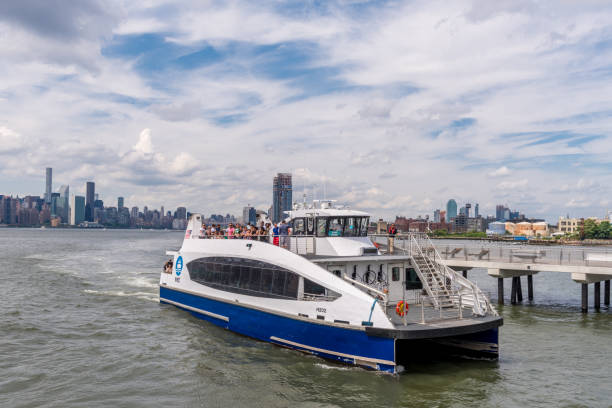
[{"x1": 160, "y1": 286, "x2": 396, "y2": 371}]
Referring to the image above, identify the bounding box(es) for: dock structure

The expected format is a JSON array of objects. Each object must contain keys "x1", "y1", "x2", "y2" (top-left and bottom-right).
[{"x1": 373, "y1": 235, "x2": 612, "y2": 313}]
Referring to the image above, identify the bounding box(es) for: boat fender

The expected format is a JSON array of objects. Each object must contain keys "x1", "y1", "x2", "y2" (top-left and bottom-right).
[{"x1": 395, "y1": 301, "x2": 408, "y2": 316}]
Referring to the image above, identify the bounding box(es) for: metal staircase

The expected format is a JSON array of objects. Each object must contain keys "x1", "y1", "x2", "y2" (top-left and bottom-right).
[{"x1": 408, "y1": 234, "x2": 497, "y2": 317}]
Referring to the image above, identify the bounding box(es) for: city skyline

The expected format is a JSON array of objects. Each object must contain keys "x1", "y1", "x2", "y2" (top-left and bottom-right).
[{"x1": 1, "y1": 2, "x2": 612, "y2": 222}]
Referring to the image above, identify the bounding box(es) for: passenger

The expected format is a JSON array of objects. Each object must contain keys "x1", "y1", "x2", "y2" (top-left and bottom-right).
[
  {"x1": 199, "y1": 224, "x2": 206, "y2": 239},
  {"x1": 163, "y1": 259, "x2": 173, "y2": 273},
  {"x1": 388, "y1": 223, "x2": 397, "y2": 254},
  {"x1": 272, "y1": 223, "x2": 280, "y2": 246},
  {"x1": 227, "y1": 223, "x2": 235, "y2": 239},
  {"x1": 279, "y1": 220, "x2": 289, "y2": 249}
]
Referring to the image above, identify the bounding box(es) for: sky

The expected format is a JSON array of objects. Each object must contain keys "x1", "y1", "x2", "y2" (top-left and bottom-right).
[{"x1": 1, "y1": 0, "x2": 612, "y2": 222}]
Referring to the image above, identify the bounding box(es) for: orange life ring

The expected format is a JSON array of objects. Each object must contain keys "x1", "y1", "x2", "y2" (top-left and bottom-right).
[{"x1": 395, "y1": 301, "x2": 408, "y2": 316}]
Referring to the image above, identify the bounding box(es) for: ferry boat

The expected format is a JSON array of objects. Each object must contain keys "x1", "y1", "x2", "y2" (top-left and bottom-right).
[{"x1": 159, "y1": 201, "x2": 502, "y2": 374}]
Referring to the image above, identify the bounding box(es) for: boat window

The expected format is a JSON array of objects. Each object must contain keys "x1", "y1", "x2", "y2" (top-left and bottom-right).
[
  {"x1": 187, "y1": 257, "x2": 300, "y2": 300},
  {"x1": 391, "y1": 267, "x2": 401, "y2": 281},
  {"x1": 306, "y1": 217, "x2": 314, "y2": 235},
  {"x1": 303, "y1": 278, "x2": 341, "y2": 301},
  {"x1": 344, "y1": 217, "x2": 358, "y2": 237},
  {"x1": 360, "y1": 217, "x2": 370, "y2": 236},
  {"x1": 327, "y1": 218, "x2": 344, "y2": 237},
  {"x1": 316, "y1": 218, "x2": 327, "y2": 237},
  {"x1": 293, "y1": 218, "x2": 305, "y2": 235},
  {"x1": 405, "y1": 267, "x2": 422, "y2": 290}
]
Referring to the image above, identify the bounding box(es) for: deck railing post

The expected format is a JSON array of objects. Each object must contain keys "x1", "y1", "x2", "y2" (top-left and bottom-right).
[
  {"x1": 420, "y1": 297, "x2": 425, "y2": 324},
  {"x1": 459, "y1": 295, "x2": 463, "y2": 319}
]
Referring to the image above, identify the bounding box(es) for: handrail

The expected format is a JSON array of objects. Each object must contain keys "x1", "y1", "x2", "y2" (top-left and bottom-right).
[{"x1": 343, "y1": 273, "x2": 388, "y2": 303}]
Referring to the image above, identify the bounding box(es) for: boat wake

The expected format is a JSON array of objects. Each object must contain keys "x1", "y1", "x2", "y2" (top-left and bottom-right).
[{"x1": 83, "y1": 289, "x2": 158, "y2": 302}]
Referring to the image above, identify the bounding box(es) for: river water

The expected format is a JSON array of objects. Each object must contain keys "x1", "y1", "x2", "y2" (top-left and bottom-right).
[{"x1": 1, "y1": 229, "x2": 611, "y2": 407}]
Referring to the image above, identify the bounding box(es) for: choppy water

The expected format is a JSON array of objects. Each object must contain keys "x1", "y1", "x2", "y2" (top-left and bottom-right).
[{"x1": 1, "y1": 229, "x2": 611, "y2": 408}]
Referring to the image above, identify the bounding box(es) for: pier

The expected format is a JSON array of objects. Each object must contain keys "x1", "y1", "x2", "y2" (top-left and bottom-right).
[{"x1": 374, "y1": 236, "x2": 612, "y2": 312}]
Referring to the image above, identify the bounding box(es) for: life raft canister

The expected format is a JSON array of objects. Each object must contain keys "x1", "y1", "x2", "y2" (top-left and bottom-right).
[{"x1": 395, "y1": 301, "x2": 408, "y2": 316}]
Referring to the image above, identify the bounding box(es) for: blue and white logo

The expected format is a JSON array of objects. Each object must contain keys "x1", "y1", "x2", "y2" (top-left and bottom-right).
[{"x1": 175, "y1": 256, "x2": 183, "y2": 276}]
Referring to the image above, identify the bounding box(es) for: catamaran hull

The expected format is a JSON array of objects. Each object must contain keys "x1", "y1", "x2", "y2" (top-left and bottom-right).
[{"x1": 160, "y1": 286, "x2": 397, "y2": 373}]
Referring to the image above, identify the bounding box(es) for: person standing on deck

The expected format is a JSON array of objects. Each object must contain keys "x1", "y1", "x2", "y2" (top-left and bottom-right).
[
  {"x1": 272, "y1": 223, "x2": 280, "y2": 246},
  {"x1": 279, "y1": 220, "x2": 289, "y2": 249},
  {"x1": 388, "y1": 223, "x2": 397, "y2": 254}
]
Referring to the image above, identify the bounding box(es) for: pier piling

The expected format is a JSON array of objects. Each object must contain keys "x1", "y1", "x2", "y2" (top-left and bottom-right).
[
  {"x1": 527, "y1": 274, "x2": 534, "y2": 301},
  {"x1": 516, "y1": 276, "x2": 523, "y2": 302},
  {"x1": 498, "y1": 278, "x2": 504, "y2": 305},
  {"x1": 581, "y1": 283, "x2": 588, "y2": 313},
  {"x1": 594, "y1": 282, "x2": 601, "y2": 311},
  {"x1": 511, "y1": 277, "x2": 517, "y2": 305},
  {"x1": 605, "y1": 280, "x2": 610, "y2": 306}
]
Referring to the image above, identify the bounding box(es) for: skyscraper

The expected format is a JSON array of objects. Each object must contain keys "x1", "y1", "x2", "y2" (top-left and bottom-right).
[
  {"x1": 85, "y1": 181, "x2": 95, "y2": 221},
  {"x1": 446, "y1": 199, "x2": 457, "y2": 221},
  {"x1": 58, "y1": 185, "x2": 69, "y2": 223},
  {"x1": 118, "y1": 197, "x2": 124, "y2": 209},
  {"x1": 475, "y1": 203, "x2": 479, "y2": 218},
  {"x1": 272, "y1": 173, "x2": 292, "y2": 223},
  {"x1": 45, "y1": 167, "x2": 52, "y2": 204},
  {"x1": 243, "y1": 206, "x2": 256, "y2": 224},
  {"x1": 70, "y1": 195, "x2": 85, "y2": 225},
  {"x1": 433, "y1": 209, "x2": 441, "y2": 223}
]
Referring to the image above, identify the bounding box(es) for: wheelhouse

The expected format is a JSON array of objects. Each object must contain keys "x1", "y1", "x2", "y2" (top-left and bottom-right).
[{"x1": 291, "y1": 216, "x2": 370, "y2": 237}]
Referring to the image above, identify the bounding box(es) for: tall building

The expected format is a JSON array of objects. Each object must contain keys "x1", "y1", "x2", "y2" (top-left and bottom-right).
[
  {"x1": 58, "y1": 185, "x2": 69, "y2": 223},
  {"x1": 175, "y1": 207, "x2": 187, "y2": 220},
  {"x1": 117, "y1": 197, "x2": 124, "y2": 209},
  {"x1": 85, "y1": 181, "x2": 95, "y2": 221},
  {"x1": 496, "y1": 205, "x2": 507, "y2": 221},
  {"x1": 70, "y1": 195, "x2": 85, "y2": 225},
  {"x1": 475, "y1": 203, "x2": 479, "y2": 218},
  {"x1": 45, "y1": 167, "x2": 52, "y2": 203},
  {"x1": 465, "y1": 203, "x2": 471, "y2": 218},
  {"x1": 446, "y1": 199, "x2": 457, "y2": 221},
  {"x1": 243, "y1": 206, "x2": 256, "y2": 225},
  {"x1": 433, "y1": 209, "x2": 441, "y2": 223},
  {"x1": 272, "y1": 173, "x2": 292, "y2": 223}
]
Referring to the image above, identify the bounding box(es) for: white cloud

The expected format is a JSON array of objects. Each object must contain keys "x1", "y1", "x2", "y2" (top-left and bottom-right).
[{"x1": 489, "y1": 166, "x2": 511, "y2": 177}]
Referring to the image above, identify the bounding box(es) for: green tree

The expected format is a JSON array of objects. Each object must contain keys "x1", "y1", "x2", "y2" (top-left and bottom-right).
[
  {"x1": 596, "y1": 221, "x2": 611, "y2": 239},
  {"x1": 583, "y1": 219, "x2": 597, "y2": 239}
]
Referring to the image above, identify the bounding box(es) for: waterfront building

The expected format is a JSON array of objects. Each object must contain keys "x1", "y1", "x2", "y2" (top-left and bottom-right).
[
  {"x1": 118, "y1": 197, "x2": 124, "y2": 209},
  {"x1": 505, "y1": 221, "x2": 549, "y2": 237},
  {"x1": 440, "y1": 210, "x2": 446, "y2": 223},
  {"x1": 0, "y1": 196, "x2": 17, "y2": 224},
  {"x1": 446, "y1": 199, "x2": 457, "y2": 221},
  {"x1": 465, "y1": 203, "x2": 471, "y2": 218},
  {"x1": 70, "y1": 195, "x2": 85, "y2": 225},
  {"x1": 50, "y1": 193, "x2": 61, "y2": 219},
  {"x1": 243, "y1": 206, "x2": 256, "y2": 224},
  {"x1": 272, "y1": 173, "x2": 292, "y2": 223},
  {"x1": 433, "y1": 209, "x2": 441, "y2": 223},
  {"x1": 475, "y1": 203, "x2": 479, "y2": 218},
  {"x1": 558, "y1": 216, "x2": 583, "y2": 234},
  {"x1": 85, "y1": 182, "x2": 95, "y2": 222},
  {"x1": 496, "y1": 205, "x2": 506, "y2": 221},
  {"x1": 175, "y1": 207, "x2": 187, "y2": 220},
  {"x1": 486, "y1": 221, "x2": 506, "y2": 235},
  {"x1": 58, "y1": 185, "x2": 69, "y2": 223},
  {"x1": 45, "y1": 167, "x2": 52, "y2": 204},
  {"x1": 453, "y1": 214, "x2": 468, "y2": 233}
]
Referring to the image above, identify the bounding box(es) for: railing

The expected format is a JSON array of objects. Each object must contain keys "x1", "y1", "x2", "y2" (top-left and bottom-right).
[
  {"x1": 433, "y1": 240, "x2": 612, "y2": 267},
  {"x1": 374, "y1": 233, "x2": 495, "y2": 316}
]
